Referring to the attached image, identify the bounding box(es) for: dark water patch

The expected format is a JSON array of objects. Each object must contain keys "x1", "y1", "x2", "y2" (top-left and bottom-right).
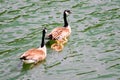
[
  {"x1": 90, "y1": 8, "x2": 120, "y2": 16},
  {"x1": 76, "y1": 17, "x2": 87, "y2": 23},
  {"x1": 72, "y1": 2, "x2": 85, "y2": 8},
  {"x1": 0, "y1": 10, "x2": 7, "y2": 15},
  {"x1": 44, "y1": 61, "x2": 61, "y2": 69},
  {"x1": 4, "y1": 28, "x2": 41, "y2": 47},
  {"x1": 89, "y1": 7, "x2": 120, "y2": 21},
  {"x1": 0, "y1": 49, "x2": 12, "y2": 55},
  {"x1": 26, "y1": 7, "x2": 41, "y2": 14},
  {"x1": 63, "y1": 53, "x2": 82, "y2": 60},
  {"x1": 0, "y1": 15, "x2": 21, "y2": 23},
  {"x1": 105, "y1": 57, "x2": 120, "y2": 64},
  {"x1": 104, "y1": 49, "x2": 116, "y2": 53},
  {"x1": 19, "y1": 3, "x2": 35, "y2": 10},
  {"x1": 0, "y1": 47, "x2": 19, "y2": 56},
  {"x1": 5, "y1": 28, "x2": 38, "y2": 44},
  {"x1": 107, "y1": 64, "x2": 120, "y2": 70},
  {"x1": 85, "y1": 26, "x2": 114, "y2": 36},
  {"x1": 93, "y1": 74, "x2": 118, "y2": 79},
  {"x1": 10, "y1": 15, "x2": 21, "y2": 21},
  {"x1": 0, "y1": 0, "x2": 4, "y2": 3},
  {"x1": 0, "y1": 14, "x2": 28, "y2": 26},
  {"x1": 0, "y1": 66, "x2": 27, "y2": 80},
  {"x1": 81, "y1": 22, "x2": 104, "y2": 32},
  {"x1": 107, "y1": 8, "x2": 120, "y2": 12},
  {"x1": 5, "y1": 37, "x2": 29, "y2": 45},
  {"x1": 22, "y1": 14, "x2": 30, "y2": 17},
  {"x1": 76, "y1": 70, "x2": 96, "y2": 75},
  {"x1": 7, "y1": 9, "x2": 21, "y2": 14},
  {"x1": 21, "y1": 62, "x2": 41, "y2": 71},
  {"x1": 40, "y1": 10, "x2": 51, "y2": 15},
  {"x1": 42, "y1": 23, "x2": 62, "y2": 29},
  {"x1": 54, "y1": 68, "x2": 79, "y2": 75},
  {"x1": 7, "y1": 72, "x2": 26, "y2": 80}
]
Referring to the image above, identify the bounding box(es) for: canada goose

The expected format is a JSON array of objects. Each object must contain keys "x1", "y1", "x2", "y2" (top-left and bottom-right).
[
  {"x1": 47, "y1": 10, "x2": 71, "y2": 43},
  {"x1": 20, "y1": 28, "x2": 47, "y2": 64},
  {"x1": 47, "y1": 10, "x2": 71, "y2": 51}
]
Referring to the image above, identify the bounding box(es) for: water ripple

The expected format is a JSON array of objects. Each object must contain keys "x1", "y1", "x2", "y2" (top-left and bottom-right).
[
  {"x1": 76, "y1": 70, "x2": 96, "y2": 75},
  {"x1": 0, "y1": 0, "x2": 120, "y2": 80}
]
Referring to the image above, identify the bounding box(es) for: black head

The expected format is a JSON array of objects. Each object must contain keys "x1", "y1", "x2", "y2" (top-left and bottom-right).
[
  {"x1": 43, "y1": 27, "x2": 47, "y2": 33},
  {"x1": 64, "y1": 10, "x2": 71, "y2": 15}
]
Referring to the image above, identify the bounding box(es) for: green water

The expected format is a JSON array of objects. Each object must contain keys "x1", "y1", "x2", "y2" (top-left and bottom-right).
[{"x1": 0, "y1": 0, "x2": 120, "y2": 80}]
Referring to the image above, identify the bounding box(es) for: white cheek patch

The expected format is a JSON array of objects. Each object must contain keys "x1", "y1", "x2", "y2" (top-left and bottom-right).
[
  {"x1": 45, "y1": 29, "x2": 47, "y2": 33},
  {"x1": 65, "y1": 11, "x2": 69, "y2": 15}
]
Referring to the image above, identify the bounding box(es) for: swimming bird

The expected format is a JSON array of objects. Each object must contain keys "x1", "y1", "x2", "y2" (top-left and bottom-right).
[
  {"x1": 20, "y1": 28, "x2": 47, "y2": 64},
  {"x1": 51, "y1": 41, "x2": 64, "y2": 52},
  {"x1": 47, "y1": 10, "x2": 71, "y2": 44},
  {"x1": 47, "y1": 10, "x2": 71, "y2": 51}
]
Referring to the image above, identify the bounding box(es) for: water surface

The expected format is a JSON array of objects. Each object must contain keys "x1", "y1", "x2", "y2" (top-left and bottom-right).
[{"x1": 0, "y1": 0, "x2": 120, "y2": 80}]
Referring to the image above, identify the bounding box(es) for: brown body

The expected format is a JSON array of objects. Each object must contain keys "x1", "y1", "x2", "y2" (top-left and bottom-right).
[
  {"x1": 20, "y1": 28, "x2": 47, "y2": 64},
  {"x1": 48, "y1": 26, "x2": 71, "y2": 51},
  {"x1": 20, "y1": 47, "x2": 46, "y2": 63},
  {"x1": 48, "y1": 26, "x2": 71, "y2": 42},
  {"x1": 47, "y1": 10, "x2": 71, "y2": 51}
]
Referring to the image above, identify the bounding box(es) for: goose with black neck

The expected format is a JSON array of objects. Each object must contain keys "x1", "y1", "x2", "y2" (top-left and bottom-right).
[
  {"x1": 20, "y1": 28, "x2": 47, "y2": 64},
  {"x1": 47, "y1": 10, "x2": 71, "y2": 51}
]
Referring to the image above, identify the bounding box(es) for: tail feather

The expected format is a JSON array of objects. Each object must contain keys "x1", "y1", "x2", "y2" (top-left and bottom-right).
[{"x1": 20, "y1": 56, "x2": 27, "y2": 60}]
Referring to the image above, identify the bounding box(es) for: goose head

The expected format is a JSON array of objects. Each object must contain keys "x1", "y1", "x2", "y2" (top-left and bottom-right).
[{"x1": 64, "y1": 10, "x2": 71, "y2": 16}]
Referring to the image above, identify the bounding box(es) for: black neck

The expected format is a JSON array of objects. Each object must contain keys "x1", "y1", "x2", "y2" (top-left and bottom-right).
[
  {"x1": 41, "y1": 30, "x2": 45, "y2": 48},
  {"x1": 63, "y1": 12, "x2": 68, "y2": 27}
]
